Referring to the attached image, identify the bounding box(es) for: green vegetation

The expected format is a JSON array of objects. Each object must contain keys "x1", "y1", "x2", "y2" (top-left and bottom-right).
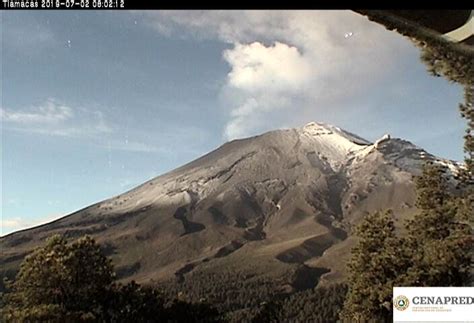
[
  {"x1": 342, "y1": 10, "x2": 473, "y2": 322},
  {"x1": 1, "y1": 234, "x2": 347, "y2": 322},
  {"x1": 342, "y1": 162, "x2": 472, "y2": 321},
  {"x1": 1, "y1": 235, "x2": 220, "y2": 322},
  {"x1": 252, "y1": 284, "x2": 347, "y2": 323},
  {"x1": 158, "y1": 267, "x2": 347, "y2": 322},
  {"x1": 404, "y1": 163, "x2": 472, "y2": 287},
  {"x1": 340, "y1": 210, "x2": 407, "y2": 321}
]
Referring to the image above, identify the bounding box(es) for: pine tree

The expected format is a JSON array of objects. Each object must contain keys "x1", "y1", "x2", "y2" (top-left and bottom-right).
[
  {"x1": 251, "y1": 301, "x2": 282, "y2": 323},
  {"x1": 403, "y1": 163, "x2": 472, "y2": 287},
  {"x1": 346, "y1": 10, "x2": 473, "y2": 321},
  {"x1": 341, "y1": 210, "x2": 409, "y2": 322},
  {"x1": 1, "y1": 234, "x2": 223, "y2": 322},
  {"x1": 1, "y1": 235, "x2": 115, "y2": 321},
  {"x1": 105, "y1": 281, "x2": 167, "y2": 322}
]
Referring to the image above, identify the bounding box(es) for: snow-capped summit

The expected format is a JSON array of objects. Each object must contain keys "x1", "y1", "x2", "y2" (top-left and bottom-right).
[
  {"x1": 301, "y1": 122, "x2": 371, "y2": 146},
  {"x1": 298, "y1": 122, "x2": 371, "y2": 170},
  {"x1": 302, "y1": 122, "x2": 334, "y2": 136}
]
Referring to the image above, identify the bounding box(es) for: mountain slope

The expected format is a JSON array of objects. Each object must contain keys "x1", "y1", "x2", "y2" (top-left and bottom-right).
[{"x1": 0, "y1": 122, "x2": 459, "y2": 294}]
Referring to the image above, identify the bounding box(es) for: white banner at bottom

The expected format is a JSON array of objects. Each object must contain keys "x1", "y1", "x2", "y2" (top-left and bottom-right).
[{"x1": 393, "y1": 287, "x2": 474, "y2": 322}]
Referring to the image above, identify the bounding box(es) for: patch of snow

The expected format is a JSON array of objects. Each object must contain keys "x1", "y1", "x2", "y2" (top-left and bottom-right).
[
  {"x1": 353, "y1": 145, "x2": 376, "y2": 159},
  {"x1": 300, "y1": 122, "x2": 371, "y2": 170},
  {"x1": 435, "y1": 159, "x2": 463, "y2": 176},
  {"x1": 374, "y1": 134, "x2": 391, "y2": 148},
  {"x1": 302, "y1": 122, "x2": 370, "y2": 146},
  {"x1": 303, "y1": 122, "x2": 334, "y2": 136}
]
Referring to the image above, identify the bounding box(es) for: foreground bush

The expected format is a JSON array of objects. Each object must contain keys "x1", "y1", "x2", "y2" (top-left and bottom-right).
[{"x1": 1, "y1": 235, "x2": 221, "y2": 322}]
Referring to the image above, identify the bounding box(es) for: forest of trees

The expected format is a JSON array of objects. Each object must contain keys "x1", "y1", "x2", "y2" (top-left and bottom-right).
[
  {"x1": 0, "y1": 235, "x2": 221, "y2": 322},
  {"x1": 341, "y1": 163, "x2": 472, "y2": 321},
  {"x1": 0, "y1": 234, "x2": 348, "y2": 322},
  {"x1": 0, "y1": 235, "x2": 347, "y2": 322}
]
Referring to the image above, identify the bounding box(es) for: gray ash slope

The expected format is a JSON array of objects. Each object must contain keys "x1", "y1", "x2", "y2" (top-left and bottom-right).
[{"x1": 0, "y1": 122, "x2": 460, "y2": 290}]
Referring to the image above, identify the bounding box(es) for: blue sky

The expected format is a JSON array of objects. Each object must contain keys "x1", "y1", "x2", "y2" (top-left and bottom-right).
[{"x1": 1, "y1": 10, "x2": 466, "y2": 235}]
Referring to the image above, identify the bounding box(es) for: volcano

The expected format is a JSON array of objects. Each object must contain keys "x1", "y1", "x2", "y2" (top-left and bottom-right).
[{"x1": 0, "y1": 122, "x2": 459, "y2": 298}]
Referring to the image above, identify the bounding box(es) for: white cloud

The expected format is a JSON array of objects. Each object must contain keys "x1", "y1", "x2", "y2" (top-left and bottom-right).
[
  {"x1": 105, "y1": 140, "x2": 159, "y2": 153},
  {"x1": 221, "y1": 41, "x2": 313, "y2": 139},
  {"x1": 1, "y1": 220, "x2": 24, "y2": 236},
  {"x1": 223, "y1": 42, "x2": 312, "y2": 93},
  {"x1": 1, "y1": 98, "x2": 112, "y2": 138},
  {"x1": 1, "y1": 99, "x2": 163, "y2": 153},
  {"x1": 1, "y1": 213, "x2": 63, "y2": 236},
  {"x1": 1, "y1": 98, "x2": 73, "y2": 124},
  {"x1": 141, "y1": 10, "x2": 414, "y2": 140}
]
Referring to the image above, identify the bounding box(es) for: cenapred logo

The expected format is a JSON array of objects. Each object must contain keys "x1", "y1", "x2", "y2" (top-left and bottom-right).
[
  {"x1": 393, "y1": 287, "x2": 474, "y2": 322},
  {"x1": 394, "y1": 295, "x2": 410, "y2": 311}
]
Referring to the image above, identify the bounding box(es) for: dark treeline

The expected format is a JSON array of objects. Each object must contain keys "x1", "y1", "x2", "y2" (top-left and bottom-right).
[
  {"x1": 0, "y1": 235, "x2": 348, "y2": 322},
  {"x1": 0, "y1": 235, "x2": 221, "y2": 322}
]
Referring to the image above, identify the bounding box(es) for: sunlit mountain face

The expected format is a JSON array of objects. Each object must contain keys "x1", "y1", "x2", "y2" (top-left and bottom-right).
[{"x1": 1, "y1": 122, "x2": 460, "y2": 306}]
